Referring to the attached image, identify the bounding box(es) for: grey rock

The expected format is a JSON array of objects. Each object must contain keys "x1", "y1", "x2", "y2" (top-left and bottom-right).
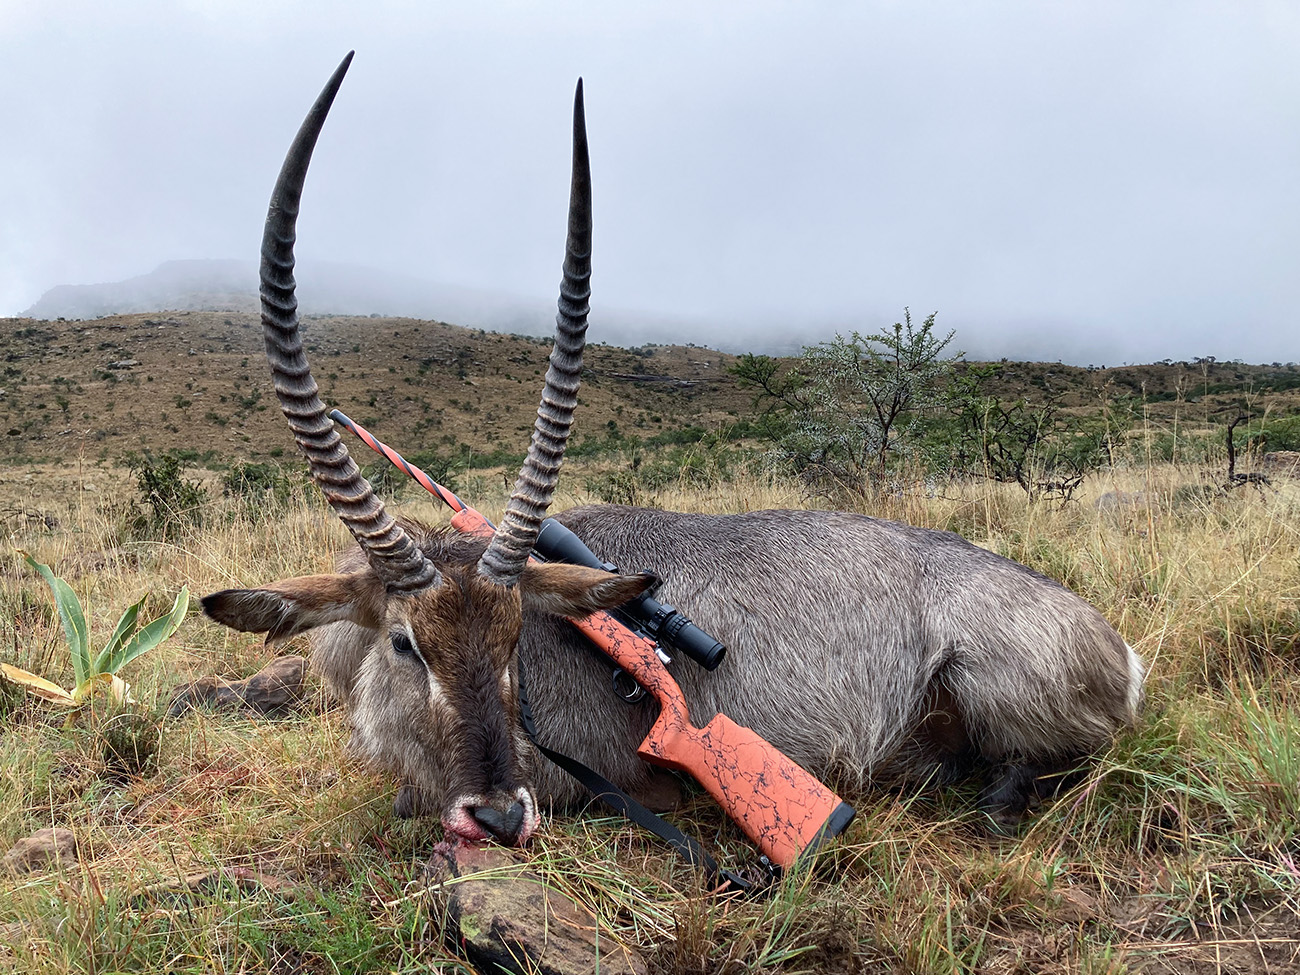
[
  {"x1": 2, "y1": 828, "x2": 77, "y2": 875},
  {"x1": 426, "y1": 845, "x2": 647, "y2": 975}
]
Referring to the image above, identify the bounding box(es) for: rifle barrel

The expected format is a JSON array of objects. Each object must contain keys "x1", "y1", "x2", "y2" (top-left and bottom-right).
[{"x1": 328, "y1": 408, "x2": 469, "y2": 516}]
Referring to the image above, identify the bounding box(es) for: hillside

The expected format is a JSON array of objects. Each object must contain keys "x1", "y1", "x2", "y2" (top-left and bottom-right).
[
  {"x1": 2, "y1": 311, "x2": 1299, "y2": 467},
  {"x1": 0, "y1": 312, "x2": 745, "y2": 465}
]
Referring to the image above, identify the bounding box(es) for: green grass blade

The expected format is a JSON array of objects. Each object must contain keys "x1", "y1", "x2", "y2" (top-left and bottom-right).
[
  {"x1": 22, "y1": 552, "x2": 90, "y2": 686},
  {"x1": 106, "y1": 587, "x2": 190, "y2": 675},
  {"x1": 92, "y1": 597, "x2": 145, "y2": 676}
]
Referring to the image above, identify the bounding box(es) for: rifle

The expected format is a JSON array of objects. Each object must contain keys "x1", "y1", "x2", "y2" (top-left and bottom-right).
[{"x1": 329, "y1": 408, "x2": 855, "y2": 874}]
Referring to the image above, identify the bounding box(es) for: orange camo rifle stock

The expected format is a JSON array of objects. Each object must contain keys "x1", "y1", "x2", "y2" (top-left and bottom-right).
[{"x1": 329, "y1": 408, "x2": 855, "y2": 870}]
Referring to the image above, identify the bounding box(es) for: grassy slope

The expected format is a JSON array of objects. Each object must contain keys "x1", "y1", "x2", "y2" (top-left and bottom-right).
[
  {"x1": 0, "y1": 313, "x2": 746, "y2": 465},
  {"x1": 4, "y1": 312, "x2": 1300, "y2": 466},
  {"x1": 2, "y1": 462, "x2": 1299, "y2": 973}
]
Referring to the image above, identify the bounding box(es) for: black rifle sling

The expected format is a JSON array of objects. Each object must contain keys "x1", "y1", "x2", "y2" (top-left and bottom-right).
[{"x1": 514, "y1": 654, "x2": 759, "y2": 896}]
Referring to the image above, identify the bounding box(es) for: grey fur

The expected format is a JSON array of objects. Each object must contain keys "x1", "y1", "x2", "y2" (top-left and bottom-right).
[{"x1": 312, "y1": 505, "x2": 1144, "y2": 822}]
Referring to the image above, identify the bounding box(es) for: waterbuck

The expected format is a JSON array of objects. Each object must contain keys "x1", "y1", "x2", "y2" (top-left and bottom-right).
[{"x1": 203, "y1": 56, "x2": 1144, "y2": 848}]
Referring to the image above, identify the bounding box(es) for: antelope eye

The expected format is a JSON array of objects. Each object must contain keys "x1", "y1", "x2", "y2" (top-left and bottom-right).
[{"x1": 391, "y1": 633, "x2": 416, "y2": 656}]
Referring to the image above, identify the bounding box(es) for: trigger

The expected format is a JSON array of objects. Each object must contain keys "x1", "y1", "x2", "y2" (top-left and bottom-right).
[{"x1": 611, "y1": 668, "x2": 646, "y2": 703}]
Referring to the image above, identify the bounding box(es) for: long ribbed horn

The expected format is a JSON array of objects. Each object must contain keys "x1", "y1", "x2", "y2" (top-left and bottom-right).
[
  {"x1": 260, "y1": 52, "x2": 440, "y2": 595},
  {"x1": 478, "y1": 80, "x2": 591, "y2": 587}
]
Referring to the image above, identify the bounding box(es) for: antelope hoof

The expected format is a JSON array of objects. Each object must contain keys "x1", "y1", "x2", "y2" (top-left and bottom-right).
[{"x1": 977, "y1": 764, "x2": 1040, "y2": 834}]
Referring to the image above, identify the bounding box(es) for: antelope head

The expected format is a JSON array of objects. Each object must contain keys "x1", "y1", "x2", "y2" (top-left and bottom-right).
[{"x1": 201, "y1": 54, "x2": 653, "y2": 846}]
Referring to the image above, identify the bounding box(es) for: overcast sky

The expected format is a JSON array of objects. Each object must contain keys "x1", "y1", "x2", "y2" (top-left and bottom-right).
[{"x1": 1, "y1": 1, "x2": 1297, "y2": 364}]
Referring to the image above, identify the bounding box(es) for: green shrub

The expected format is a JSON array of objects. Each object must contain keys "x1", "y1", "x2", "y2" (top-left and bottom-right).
[
  {"x1": 362, "y1": 449, "x2": 463, "y2": 496},
  {"x1": 1252, "y1": 415, "x2": 1300, "y2": 453},
  {"x1": 585, "y1": 469, "x2": 645, "y2": 506},
  {"x1": 223, "y1": 462, "x2": 299, "y2": 513},
  {"x1": 733, "y1": 310, "x2": 957, "y2": 489},
  {"x1": 127, "y1": 453, "x2": 207, "y2": 539}
]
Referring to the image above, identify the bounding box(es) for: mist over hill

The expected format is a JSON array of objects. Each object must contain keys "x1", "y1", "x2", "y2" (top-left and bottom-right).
[
  {"x1": 11, "y1": 261, "x2": 1116, "y2": 363},
  {"x1": 22, "y1": 259, "x2": 551, "y2": 328},
  {"x1": 21, "y1": 261, "x2": 1295, "y2": 367},
  {"x1": 19, "y1": 259, "x2": 715, "y2": 350}
]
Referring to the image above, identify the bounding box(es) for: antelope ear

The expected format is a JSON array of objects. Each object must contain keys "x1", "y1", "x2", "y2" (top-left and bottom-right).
[
  {"x1": 201, "y1": 570, "x2": 387, "y2": 645},
  {"x1": 519, "y1": 563, "x2": 656, "y2": 618}
]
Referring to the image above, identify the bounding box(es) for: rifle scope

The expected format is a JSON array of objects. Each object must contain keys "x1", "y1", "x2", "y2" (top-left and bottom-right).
[{"x1": 535, "y1": 519, "x2": 728, "y2": 671}]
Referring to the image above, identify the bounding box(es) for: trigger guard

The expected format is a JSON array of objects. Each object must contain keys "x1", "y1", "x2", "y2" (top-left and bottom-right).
[{"x1": 611, "y1": 668, "x2": 646, "y2": 703}]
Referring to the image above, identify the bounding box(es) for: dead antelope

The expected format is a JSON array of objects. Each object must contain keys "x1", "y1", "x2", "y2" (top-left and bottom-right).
[{"x1": 203, "y1": 56, "x2": 1145, "y2": 845}]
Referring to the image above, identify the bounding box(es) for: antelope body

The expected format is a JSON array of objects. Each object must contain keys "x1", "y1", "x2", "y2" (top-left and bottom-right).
[
  {"x1": 311, "y1": 506, "x2": 1143, "y2": 833},
  {"x1": 202, "y1": 55, "x2": 1143, "y2": 848}
]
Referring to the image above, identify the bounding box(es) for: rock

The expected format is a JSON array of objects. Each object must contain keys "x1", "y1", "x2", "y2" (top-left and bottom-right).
[
  {"x1": 2, "y1": 828, "x2": 77, "y2": 875},
  {"x1": 107, "y1": 359, "x2": 140, "y2": 369},
  {"x1": 427, "y1": 845, "x2": 647, "y2": 975},
  {"x1": 1055, "y1": 884, "x2": 1101, "y2": 923},
  {"x1": 168, "y1": 655, "x2": 308, "y2": 718}
]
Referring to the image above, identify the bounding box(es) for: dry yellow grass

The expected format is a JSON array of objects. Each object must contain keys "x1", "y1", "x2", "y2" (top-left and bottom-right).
[{"x1": 2, "y1": 459, "x2": 1299, "y2": 973}]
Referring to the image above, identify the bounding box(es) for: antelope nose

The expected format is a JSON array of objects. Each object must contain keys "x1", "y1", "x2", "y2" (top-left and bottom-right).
[{"x1": 470, "y1": 801, "x2": 527, "y2": 844}]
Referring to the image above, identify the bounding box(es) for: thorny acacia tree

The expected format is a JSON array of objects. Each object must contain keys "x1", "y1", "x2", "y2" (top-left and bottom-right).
[
  {"x1": 734, "y1": 310, "x2": 958, "y2": 489},
  {"x1": 943, "y1": 367, "x2": 1123, "y2": 504}
]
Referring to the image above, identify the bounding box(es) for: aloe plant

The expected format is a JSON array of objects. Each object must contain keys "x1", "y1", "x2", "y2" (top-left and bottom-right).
[{"x1": 0, "y1": 553, "x2": 189, "y2": 707}]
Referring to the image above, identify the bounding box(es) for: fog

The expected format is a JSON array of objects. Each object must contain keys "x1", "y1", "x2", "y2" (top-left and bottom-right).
[{"x1": 1, "y1": 1, "x2": 1297, "y2": 364}]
